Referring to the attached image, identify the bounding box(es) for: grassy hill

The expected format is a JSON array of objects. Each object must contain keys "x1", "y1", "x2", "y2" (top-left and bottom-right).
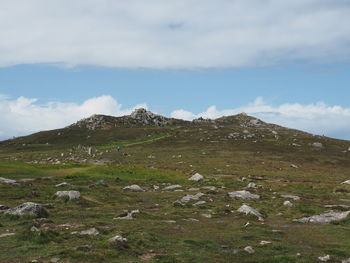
[{"x1": 1, "y1": 109, "x2": 350, "y2": 262}]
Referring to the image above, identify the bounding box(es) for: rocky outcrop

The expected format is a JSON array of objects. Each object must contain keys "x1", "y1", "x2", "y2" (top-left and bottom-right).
[
  {"x1": 130, "y1": 108, "x2": 168, "y2": 126},
  {"x1": 5, "y1": 202, "x2": 48, "y2": 218},
  {"x1": 295, "y1": 211, "x2": 350, "y2": 224}
]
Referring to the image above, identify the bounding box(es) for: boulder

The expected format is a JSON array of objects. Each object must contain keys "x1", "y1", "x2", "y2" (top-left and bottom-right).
[
  {"x1": 189, "y1": 173, "x2": 204, "y2": 182},
  {"x1": 228, "y1": 190, "x2": 260, "y2": 200},
  {"x1": 163, "y1": 185, "x2": 182, "y2": 190},
  {"x1": 5, "y1": 202, "x2": 47, "y2": 218},
  {"x1": 114, "y1": 210, "x2": 140, "y2": 220},
  {"x1": 0, "y1": 177, "x2": 19, "y2": 186},
  {"x1": 55, "y1": 191, "x2": 80, "y2": 200},
  {"x1": 180, "y1": 193, "x2": 205, "y2": 203},
  {"x1": 55, "y1": 182, "x2": 71, "y2": 187},
  {"x1": 123, "y1": 185, "x2": 145, "y2": 192},
  {"x1": 108, "y1": 235, "x2": 128, "y2": 244},
  {"x1": 237, "y1": 204, "x2": 264, "y2": 221},
  {"x1": 295, "y1": 211, "x2": 350, "y2": 224}
]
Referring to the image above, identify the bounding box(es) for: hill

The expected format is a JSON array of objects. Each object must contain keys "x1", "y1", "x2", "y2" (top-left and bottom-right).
[{"x1": 1, "y1": 109, "x2": 350, "y2": 262}]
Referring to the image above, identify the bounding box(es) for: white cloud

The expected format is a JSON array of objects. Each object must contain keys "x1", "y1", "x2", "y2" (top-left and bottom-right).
[
  {"x1": 171, "y1": 97, "x2": 350, "y2": 140},
  {"x1": 0, "y1": 0, "x2": 350, "y2": 68},
  {"x1": 0, "y1": 95, "x2": 147, "y2": 139}
]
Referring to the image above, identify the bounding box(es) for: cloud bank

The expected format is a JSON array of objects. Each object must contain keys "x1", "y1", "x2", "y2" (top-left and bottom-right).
[
  {"x1": 1, "y1": 95, "x2": 350, "y2": 140},
  {"x1": 1, "y1": 0, "x2": 350, "y2": 68}
]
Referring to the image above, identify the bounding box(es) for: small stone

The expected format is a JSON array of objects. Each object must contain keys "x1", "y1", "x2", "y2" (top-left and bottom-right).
[
  {"x1": 180, "y1": 193, "x2": 205, "y2": 203},
  {"x1": 246, "y1": 183, "x2": 257, "y2": 189},
  {"x1": 296, "y1": 211, "x2": 350, "y2": 224},
  {"x1": 114, "y1": 210, "x2": 140, "y2": 220},
  {"x1": 259, "y1": 241, "x2": 272, "y2": 246},
  {"x1": 193, "y1": 201, "x2": 206, "y2": 206},
  {"x1": 237, "y1": 204, "x2": 264, "y2": 221},
  {"x1": 108, "y1": 235, "x2": 128, "y2": 243},
  {"x1": 73, "y1": 228, "x2": 99, "y2": 236},
  {"x1": 30, "y1": 226, "x2": 39, "y2": 232},
  {"x1": 318, "y1": 255, "x2": 330, "y2": 262},
  {"x1": 283, "y1": 200, "x2": 294, "y2": 207},
  {"x1": 290, "y1": 164, "x2": 299, "y2": 169},
  {"x1": 201, "y1": 186, "x2": 217, "y2": 191},
  {"x1": 123, "y1": 185, "x2": 145, "y2": 192},
  {"x1": 188, "y1": 188, "x2": 200, "y2": 191},
  {"x1": 0, "y1": 177, "x2": 19, "y2": 186},
  {"x1": 341, "y1": 180, "x2": 350, "y2": 185},
  {"x1": 312, "y1": 142, "x2": 323, "y2": 148},
  {"x1": 50, "y1": 258, "x2": 60, "y2": 263},
  {"x1": 228, "y1": 190, "x2": 260, "y2": 200},
  {"x1": 163, "y1": 185, "x2": 182, "y2": 190},
  {"x1": 55, "y1": 182, "x2": 71, "y2": 187},
  {"x1": 0, "y1": 233, "x2": 15, "y2": 238},
  {"x1": 189, "y1": 173, "x2": 204, "y2": 182},
  {"x1": 55, "y1": 191, "x2": 80, "y2": 200},
  {"x1": 244, "y1": 246, "x2": 255, "y2": 254},
  {"x1": 281, "y1": 195, "x2": 300, "y2": 201},
  {"x1": 342, "y1": 258, "x2": 350, "y2": 263},
  {"x1": 5, "y1": 202, "x2": 47, "y2": 218}
]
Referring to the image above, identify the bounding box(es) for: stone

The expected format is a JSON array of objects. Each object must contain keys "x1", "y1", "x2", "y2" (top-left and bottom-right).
[
  {"x1": 55, "y1": 182, "x2": 71, "y2": 187},
  {"x1": 312, "y1": 142, "x2": 323, "y2": 148},
  {"x1": 189, "y1": 173, "x2": 204, "y2": 182},
  {"x1": 259, "y1": 241, "x2": 272, "y2": 246},
  {"x1": 0, "y1": 205, "x2": 10, "y2": 211},
  {"x1": 318, "y1": 255, "x2": 331, "y2": 262},
  {"x1": 163, "y1": 185, "x2": 182, "y2": 190},
  {"x1": 30, "y1": 226, "x2": 40, "y2": 232},
  {"x1": 130, "y1": 108, "x2": 168, "y2": 126},
  {"x1": 342, "y1": 258, "x2": 350, "y2": 263},
  {"x1": 0, "y1": 177, "x2": 19, "y2": 186},
  {"x1": 244, "y1": 246, "x2": 255, "y2": 254},
  {"x1": 50, "y1": 258, "x2": 60, "y2": 263},
  {"x1": 55, "y1": 191, "x2": 80, "y2": 200},
  {"x1": 201, "y1": 186, "x2": 217, "y2": 191},
  {"x1": 72, "y1": 228, "x2": 99, "y2": 236},
  {"x1": 246, "y1": 183, "x2": 257, "y2": 189},
  {"x1": 341, "y1": 180, "x2": 350, "y2": 185},
  {"x1": 295, "y1": 211, "x2": 350, "y2": 224},
  {"x1": 283, "y1": 201, "x2": 294, "y2": 207},
  {"x1": 108, "y1": 235, "x2": 128, "y2": 244},
  {"x1": 5, "y1": 202, "x2": 47, "y2": 218},
  {"x1": 188, "y1": 188, "x2": 200, "y2": 191},
  {"x1": 180, "y1": 193, "x2": 205, "y2": 203},
  {"x1": 123, "y1": 185, "x2": 145, "y2": 192},
  {"x1": 290, "y1": 164, "x2": 299, "y2": 169},
  {"x1": 237, "y1": 204, "x2": 264, "y2": 221},
  {"x1": 193, "y1": 201, "x2": 206, "y2": 206},
  {"x1": 0, "y1": 233, "x2": 15, "y2": 238},
  {"x1": 114, "y1": 210, "x2": 140, "y2": 220},
  {"x1": 281, "y1": 195, "x2": 300, "y2": 201},
  {"x1": 228, "y1": 190, "x2": 260, "y2": 200}
]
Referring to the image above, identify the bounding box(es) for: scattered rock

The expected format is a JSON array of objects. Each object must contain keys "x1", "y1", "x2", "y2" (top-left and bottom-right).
[
  {"x1": 114, "y1": 210, "x2": 140, "y2": 220},
  {"x1": 188, "y1": 188, "x2": 200, "y2": 191},
  {"x1": 55, "y1": 191, "x2": 80, "y2": 200},
  {"x1": 0, "y1": 205, "x2": 10, "y2": 211},
  {"x1": 318, "y1": 255, "x2": 331, "y2": 262},
  {"x1": 189, "y1": 173, "x2": 204, "y2": 182},
  {"x1": 244, "y1": 246, "x2": 255, "y2": 254},
  {"x1": 55, "y1": 182, "x2": 71, "y2": 187},
  {"x1": 5, "y1": 202, "x2": 47, "y2": 218},
  {"x1": 163, "y1": 185, "x2": 182, "y2": 190},
  {"x1": 259, "y1": 241, "x2": 272, "y2": 246},
  {"x1": 228, "y1": 190, "x2": 260, "y2": 200},
  {"x1": 281, "y1": 195, "x2": 300, "y2": 201},
  {"x1": 283, "y1": 201, "x2": 294, "y2": 207},
  {"x1": 295, "y1": 211, "x2": 350, "y2": 224},
  {"x1": 193, "y1": 201, "x2": 206, "y2": 206},
  {"x1": 237, "y1": 204, "x2": 264, "y2": 221},
  {"x1": 341, "y1": 180, "x2": 350, "y2": 185},
  {"x1": 0, "y1": 177, "x2": 19, "y2": 186},
  {"x1": 123, "y1": 185, "x2": 145, "y2": 192},
  {"x1": 246, "y1": 183, "x2": 257, "y2": 189},
  {"x1": 108, "y1": 235, "x2": 128, "y2": 244},
  {"x1": 202, "y1": 186, "x2": 217, "y2": 191},
  {"x1": 72, "y1": 228, "x2": 99, "y2": 236},
  {"x1": 180, "y1": 193, "x2": 205, "y2": 203},
  {"x1": 0, "y1": 233, "x2": 15, "y2": 238},
  {"x1": 290, "y1": 164, "x2": 299, "y2": 169},
  {"x1": 312, "y1": 142, "x2": 323, "y2": 148},
  {"x1": 130, "y1": 108, "x2": 168, "y2": 126}
]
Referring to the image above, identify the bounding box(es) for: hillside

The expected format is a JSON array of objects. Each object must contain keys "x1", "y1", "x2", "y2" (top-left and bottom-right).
[{"x1": 1, "y1": 109, "x2": 350, "y2": 262}]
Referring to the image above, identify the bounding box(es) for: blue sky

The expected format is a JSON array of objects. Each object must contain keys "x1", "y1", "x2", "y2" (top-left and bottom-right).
[{"x1": 1, "y1": 0, "x2": 350, "y2": 140}]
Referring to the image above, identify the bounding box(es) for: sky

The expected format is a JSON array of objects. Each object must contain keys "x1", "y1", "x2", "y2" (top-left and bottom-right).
[{"x1": 1, "y1": 0, "x2": 350, "y2": 140}]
